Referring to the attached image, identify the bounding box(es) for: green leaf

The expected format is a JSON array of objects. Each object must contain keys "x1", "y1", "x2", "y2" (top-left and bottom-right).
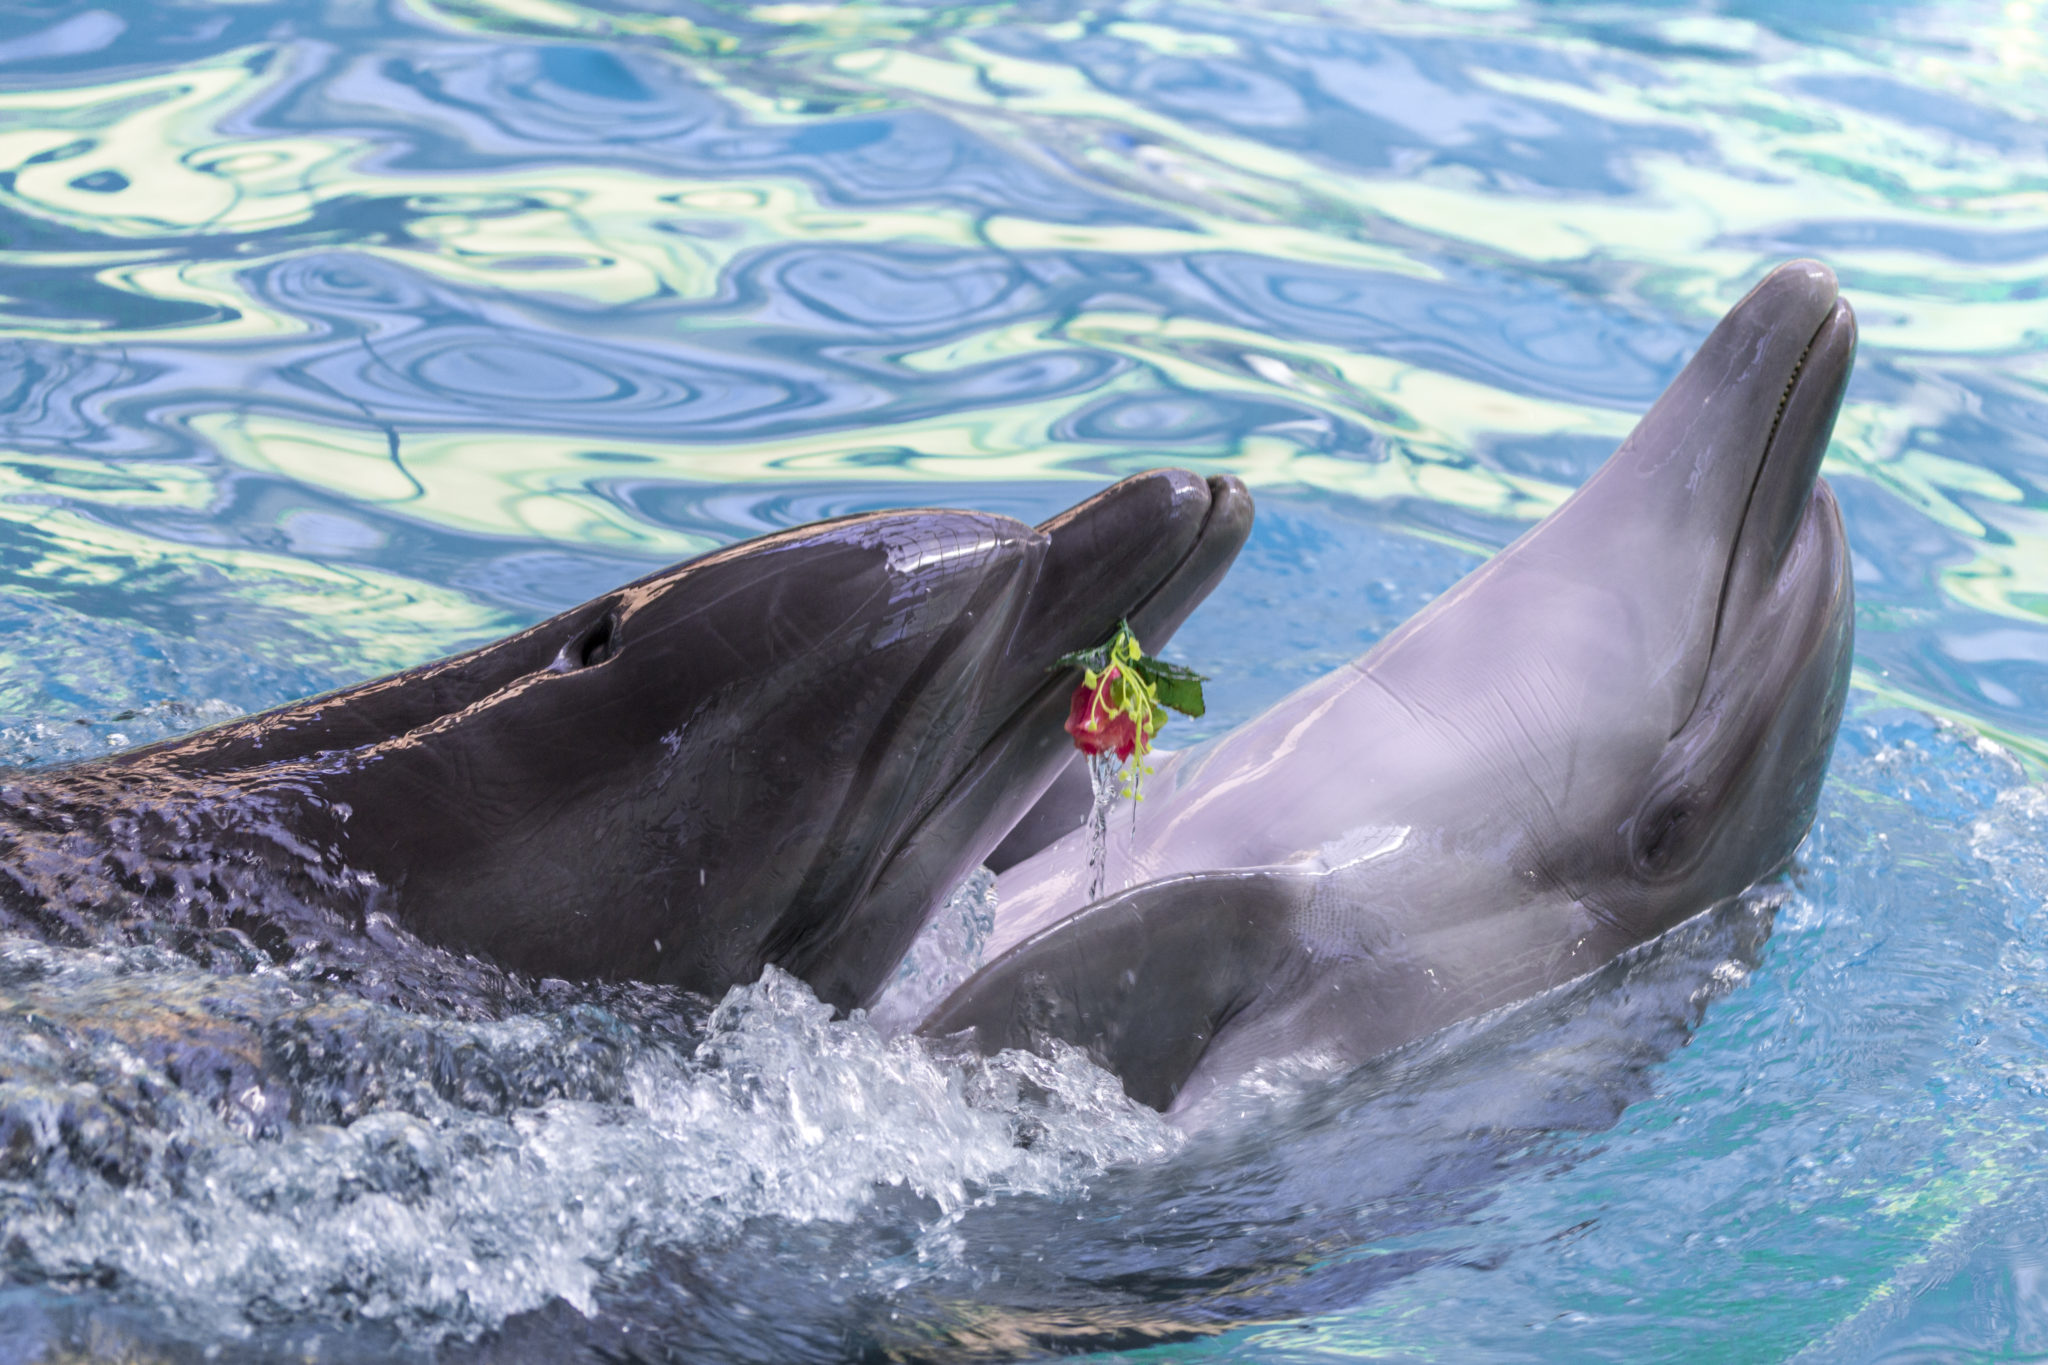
[
  {"x1": 1056, "y1": 621, "x2": 1208, "y2": 719},
  {"x1": 1134, "y1": 659, "x2": 1206, "y2": 718},
  {"x1": 1139, "y1": 658, "x2": 1207, "y2": 685},
  {"x1": 1153, "y1": 676, "x2": 1205, "y2": 718}
]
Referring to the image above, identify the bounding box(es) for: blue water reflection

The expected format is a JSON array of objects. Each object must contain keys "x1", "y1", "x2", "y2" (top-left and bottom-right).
[{"x1": 1, "y1": 0, "x2": 2047, "y2": 1358}]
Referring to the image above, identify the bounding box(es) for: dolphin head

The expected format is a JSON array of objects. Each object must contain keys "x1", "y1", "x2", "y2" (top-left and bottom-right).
[
  {"x1": 1410, "y1": 260, "x2": 1855, "y2": 945},
  {"x1": 1607, "y1": 265, "x2": 1856, "y2": 914},
  {"x1": 914, "y1": 264, "x2": 1854, "y2": 1117},
  {"x1": 114, "y1": 470, "x2": 1250, "y2": 1005}
]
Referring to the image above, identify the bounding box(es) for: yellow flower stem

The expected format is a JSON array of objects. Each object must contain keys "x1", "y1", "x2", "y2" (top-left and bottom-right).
[{"x1": 1082, "y1": 624, "x2": 1170, "y2": 798}]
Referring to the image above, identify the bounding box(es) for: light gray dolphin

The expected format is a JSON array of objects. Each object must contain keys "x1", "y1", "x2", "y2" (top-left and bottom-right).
[{"x1": 920, "y1": 260, "x2": 1858, "y2": 1117}]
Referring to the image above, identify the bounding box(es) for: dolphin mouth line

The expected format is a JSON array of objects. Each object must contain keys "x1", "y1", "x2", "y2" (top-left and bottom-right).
[
  {"x1": 1760, "y1": 327, "x2": 1824, "y2": 471},
  {"x1": 1721, "y1": 315, "x2": 1827, "y2": 598},
  {"x1": 1682, "y1": 293, "x2": 1840, "y2": 739}
]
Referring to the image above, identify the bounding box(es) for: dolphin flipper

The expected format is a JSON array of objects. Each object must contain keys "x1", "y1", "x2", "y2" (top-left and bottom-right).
[{"x1": 919, "y1": 869, "x2": 1317, "y2": 1111}]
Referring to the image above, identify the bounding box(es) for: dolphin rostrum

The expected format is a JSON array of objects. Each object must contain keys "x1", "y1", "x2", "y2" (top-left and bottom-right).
[{"x1": 921, "y1": 261, "x2": 1858, "y2": 1118}]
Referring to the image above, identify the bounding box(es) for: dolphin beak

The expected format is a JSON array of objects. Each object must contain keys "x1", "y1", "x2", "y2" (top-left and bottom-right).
[
  {"x1": 937, "y1": 463, "x2": 1256, "y2": 831},
  {"x1": 1573, "y1": 262, "x2": 1840, "y2": 538},
  {"x1": 1014, "y1": 468, "x2": 1255, "y2": 680},
  {"x1": 971, "y1": 467, "x2": 1254, "y2": 780},
  {"x1": 936, "y1": 467, "x2": 1254, "y2": 758},
  {"x1": 794, "y1": 469, "x2": 1254, "y2": 1010},
  {"x1": 1520, "y1": 261, "x2": 1849, "y2": 705},
  {"x1": 1723, "y1": 292, "x2": 1857, "y2": 601},
  {"x1": 1683, "y1": 269, "x2": 1855, "y2": 723}
]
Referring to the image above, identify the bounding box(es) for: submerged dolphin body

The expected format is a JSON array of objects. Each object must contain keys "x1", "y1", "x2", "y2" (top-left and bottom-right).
[
  {"x1": 922, "y1": 261, "x2": 1858, "y2": 1117},
  {"x1": 0, "y1": 471, "x2": 1250, "y2": 1013}
]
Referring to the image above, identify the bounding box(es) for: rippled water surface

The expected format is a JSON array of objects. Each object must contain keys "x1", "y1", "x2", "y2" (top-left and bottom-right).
[{"x1": 2, "y1": 0, "x2": 2047, "y2": 1359}]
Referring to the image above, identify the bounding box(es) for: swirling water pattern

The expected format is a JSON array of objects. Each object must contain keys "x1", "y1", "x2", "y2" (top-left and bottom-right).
[{"x1": 1, "y1": 0, "x2": 2047, "y2": 1359}]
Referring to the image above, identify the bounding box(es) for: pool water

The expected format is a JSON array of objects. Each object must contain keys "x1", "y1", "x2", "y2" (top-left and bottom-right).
[{"x1": 1, "y1": 0, "x2": 2046, "y2": 1359}]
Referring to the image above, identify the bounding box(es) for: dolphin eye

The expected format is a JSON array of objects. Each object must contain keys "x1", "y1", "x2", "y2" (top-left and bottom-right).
[
  {"x1": 1635, "y1": 797, "x2": 1695, "y2": 875},
  {"x1": 576, "y1": 613, "x2": 618, "y2": 668}
]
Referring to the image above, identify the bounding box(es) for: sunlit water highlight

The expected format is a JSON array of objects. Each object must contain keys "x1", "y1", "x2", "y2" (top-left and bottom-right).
[{"x1": 1, "y1": 0, "x2": 2046, "y2": 1358}]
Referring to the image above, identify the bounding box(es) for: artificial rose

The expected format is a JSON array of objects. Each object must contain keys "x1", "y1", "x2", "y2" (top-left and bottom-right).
[
  {"x1": 1054, "y1": 621, "x2": 1207, "y2": 798},
  {"x1": 1065, "y1": 665, "x2": 1141, "y2": 760}
]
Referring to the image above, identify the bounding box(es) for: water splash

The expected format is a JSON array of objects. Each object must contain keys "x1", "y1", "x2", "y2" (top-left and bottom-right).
[
  {"x1": 0, "y1": 947, "x2": 1176, "y2": 1350},
  {"x1": 1084, "y1": 751, "x2": 1126, "y2": 901},
  {"x1": 865, "y1": 866, "x2": 998, "y2": 1037}
]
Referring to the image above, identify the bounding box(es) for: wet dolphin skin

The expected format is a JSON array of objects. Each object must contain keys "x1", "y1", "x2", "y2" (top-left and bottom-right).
[
  {"x1": 924, "y1": 261, "x2": 1858, "y2": 1118},
  {"x1": 0, "y1": 471, "x2": 1251, "y2": 1014}
]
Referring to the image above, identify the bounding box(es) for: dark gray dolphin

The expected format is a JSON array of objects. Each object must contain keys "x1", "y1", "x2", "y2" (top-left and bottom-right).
[
  {"x1": 0, "y1": 470, "x2": 1251, "y2": 1013},
  {"x1": 921, "y1": 261, "x2": 1858, "y2": 1117}
]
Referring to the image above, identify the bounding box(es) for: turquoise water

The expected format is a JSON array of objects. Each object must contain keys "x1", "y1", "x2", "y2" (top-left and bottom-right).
[{"x1": 1, "y1": 0, "x2": 2046, "y2": 1359}]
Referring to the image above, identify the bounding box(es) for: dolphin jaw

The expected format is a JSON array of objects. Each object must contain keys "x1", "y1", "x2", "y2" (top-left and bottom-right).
[
  {"x1": 1673, "y1": 270, "x2": 1853, "y2": 740},
  {"x1": 1695, "y1": 290, "x2": 1859, "y2": 695},
  {"x1": 787, "y1": 471, "x2": 1254, "y2": 1012},
  {"x1": 1629, "y1": 433, "x2": 1855, "y2": 897}
]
